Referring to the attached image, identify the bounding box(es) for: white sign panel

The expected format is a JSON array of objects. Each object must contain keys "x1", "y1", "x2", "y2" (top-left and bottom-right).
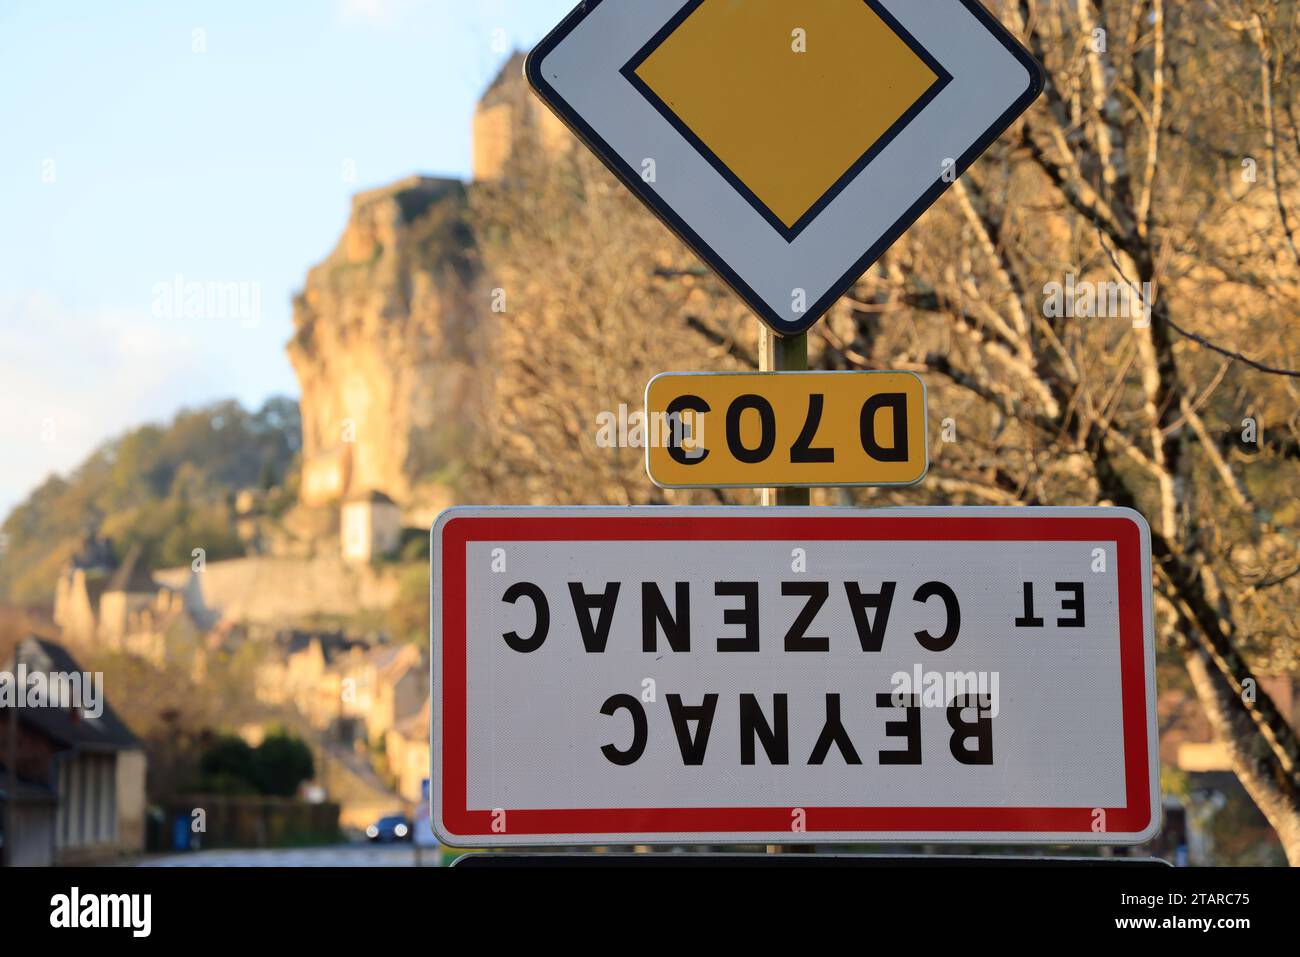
[
  {"x1": 526, "y1": 0, "x2": 1043, "y2": 335},
  {"x1": 431, "y1": 507, "x2": 1158, "y2": 846}
]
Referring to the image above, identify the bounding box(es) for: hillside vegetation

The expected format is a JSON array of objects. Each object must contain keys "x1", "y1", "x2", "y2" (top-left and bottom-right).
[{"x1": 0, "y1": 397, "x2": 301, "y2": 604}]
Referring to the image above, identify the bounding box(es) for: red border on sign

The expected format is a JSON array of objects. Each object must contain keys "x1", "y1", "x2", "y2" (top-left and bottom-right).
[{"x1": 438, "y1": 515, "x2": 1151, "y2": 838}]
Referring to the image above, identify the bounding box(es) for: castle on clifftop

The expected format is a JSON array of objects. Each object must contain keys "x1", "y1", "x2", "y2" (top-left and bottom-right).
[{"x1": 288, "y1": 53, "x2": 574, "y2": 538}]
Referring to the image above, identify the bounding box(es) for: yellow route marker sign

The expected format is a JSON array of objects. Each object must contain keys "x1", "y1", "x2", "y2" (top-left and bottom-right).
[{"x1": 644, "y1": 371, "x2": 928, "y2": 489}]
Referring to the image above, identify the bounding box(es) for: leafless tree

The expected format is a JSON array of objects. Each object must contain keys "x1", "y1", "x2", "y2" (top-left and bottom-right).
[
  {"x1": 813, "y1": 0, "x2": 1300, "y2": 862},
  {"x1": 473, "y1": 0, "x2": 1300, "y2": 861}
]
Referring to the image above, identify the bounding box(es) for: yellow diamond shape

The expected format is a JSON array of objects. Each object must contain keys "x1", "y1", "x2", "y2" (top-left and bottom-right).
[{"x1": 631, "y1": 0, "x2": 944, "y2": 235}]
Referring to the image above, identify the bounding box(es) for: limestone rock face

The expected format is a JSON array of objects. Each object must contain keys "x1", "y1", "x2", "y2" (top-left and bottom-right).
[
  {"x1": 288, "y1": 175, "x2": 479, "y2": 511},
  {"x1": 287, "y1": 54, "x2": 576, "y2": 520}
]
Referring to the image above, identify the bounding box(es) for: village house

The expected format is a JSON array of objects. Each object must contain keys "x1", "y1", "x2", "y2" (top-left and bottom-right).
[
  {"x1": 329, "y1": 643, "x2": 426, "y2": 745},
  {"x1": 255, "y1": 633, "x2": 426, "y2": 748},
  {"x1": 52, "y1": 534, "x2": 117, "y2": 643},
  {"x1": 385, "y1": 695, "x2": 431, "y2": 804},
  {"x1": 257, "y1": 639, "x2": 426, "y2": 743},
  {"x1": 95, "y1": 546, "x2": 160, "y2": 649},
  {"x1": 368, "y1": 644, "x2": 426, "y2": 743},
  {"x1": 53, "y1": 538, "x2": 202, "y2": 666},
  {"x1": 1160, "y1": 674, "x2": 1298, "y2": 863},
  {"x1": 0, "y1": 636, "x2": 147, "y2": 865},
  {"x1": 0, "y1": 774, "x2": 57, "y2": 866},
  {"x1": 1164, "y1": 675, "x2": 1296, "y2": 774},
  {"x1": 254, "y1": 630, "x2": 367, "y2": 731}
]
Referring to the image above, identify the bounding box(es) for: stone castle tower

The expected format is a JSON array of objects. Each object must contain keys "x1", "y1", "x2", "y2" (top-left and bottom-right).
[{"x1": 472, "y1": 51, "x2": 573, "y2": 182}]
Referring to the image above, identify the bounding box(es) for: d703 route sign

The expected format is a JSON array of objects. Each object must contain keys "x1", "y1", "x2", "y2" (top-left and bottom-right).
[
  {"x1": 644, "y1": 371, "x2": 928, "y2": 489},
  {"x1": 431, "y1": 507, "x2": 1158, "y2": 847}
]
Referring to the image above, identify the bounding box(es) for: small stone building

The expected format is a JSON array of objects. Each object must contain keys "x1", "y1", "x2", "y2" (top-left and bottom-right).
[
  {"x1": 340, "y1": 491, "x2": 402, "y2": 564},
  {"x1": 52, "y1": 535, "x2": 117, "y2": 643}
]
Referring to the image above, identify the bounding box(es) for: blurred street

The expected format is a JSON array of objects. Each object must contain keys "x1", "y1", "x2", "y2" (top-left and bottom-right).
[{"x1": 137, "y1": 843, "x2": 444, "y2": 867}]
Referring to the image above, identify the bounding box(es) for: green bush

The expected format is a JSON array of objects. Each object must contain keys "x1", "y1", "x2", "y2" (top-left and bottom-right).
[
  {"x1": 251, "y1": 731, "x2": 315, "y2": 797},
  {"x1": 198, "y1": 729, "x2": 315, "y2": 798},
  {"x1": 198, "y1": 736, "x2": 257, "y2": 794}
]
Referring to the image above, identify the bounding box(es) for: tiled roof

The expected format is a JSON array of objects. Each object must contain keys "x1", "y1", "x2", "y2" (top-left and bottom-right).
[
  {"x1": 1, "y1": 637, "x2": 141, "y2": 751},
  {"x1": 0, "y1": 769, "x2": 57, "y2": 804},
  {"x1": 393, "y1": 695, "x2": 431, "y2": 739}
]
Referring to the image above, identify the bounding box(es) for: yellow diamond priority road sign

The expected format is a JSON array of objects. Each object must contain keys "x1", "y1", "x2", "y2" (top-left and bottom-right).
[{"x1": 526, "y1": 0, "x2": 1043, "y2": 335}]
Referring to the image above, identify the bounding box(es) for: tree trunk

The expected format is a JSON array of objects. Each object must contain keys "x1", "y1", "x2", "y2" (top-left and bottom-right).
[{"x1": 1184, "y1": 648, "x2": 1300, "y2": 866}]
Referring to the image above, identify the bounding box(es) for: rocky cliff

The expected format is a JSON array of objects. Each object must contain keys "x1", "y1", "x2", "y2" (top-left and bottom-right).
[
  {"x1": 287, "y1": 54, "x2": 573, "y2": 522},
  {"x1": 288, "y1": 175, "x2": 479, "y2": 518}
]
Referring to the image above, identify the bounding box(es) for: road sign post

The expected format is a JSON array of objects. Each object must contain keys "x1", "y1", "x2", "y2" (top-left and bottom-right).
[
  {"x1": 760, "y1": 327, "x2": 806, "y2": 848},
  {"x1": 760, "y1": 329, "x2": 809, "y2": 507}
]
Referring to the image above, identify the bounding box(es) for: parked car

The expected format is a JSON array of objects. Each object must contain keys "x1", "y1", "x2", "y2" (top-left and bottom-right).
[{"x1": 365, "y1": 815, "x2": 411, "y2": 843}]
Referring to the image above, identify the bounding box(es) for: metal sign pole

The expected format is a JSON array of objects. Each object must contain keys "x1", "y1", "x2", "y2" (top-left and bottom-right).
[
  {"x1": 761, "y1": 324, "x2": 809, "y2": 854},
  {"x1": 758, "y1": 327, "x2": 811, "y2": 507},
  {"x1": 516, "y1": 0, "x2": 1047, "y2": 861}
]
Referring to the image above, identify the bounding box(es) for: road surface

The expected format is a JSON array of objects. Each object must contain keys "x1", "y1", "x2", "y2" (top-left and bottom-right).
[{"x1": 138, "y1": 843, "x2": 445, "y2": 867}]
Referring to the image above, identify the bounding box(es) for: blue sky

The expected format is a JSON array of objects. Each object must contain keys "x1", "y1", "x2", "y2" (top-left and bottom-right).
[{"x1": 0, "y1": 0, "x2": 573, "y2": 519}]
